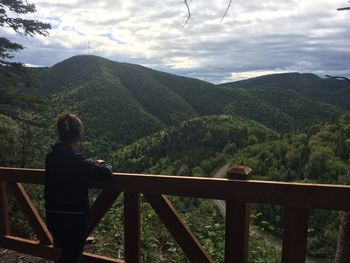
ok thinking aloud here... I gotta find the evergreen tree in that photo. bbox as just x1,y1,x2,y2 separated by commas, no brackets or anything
0,0,50,119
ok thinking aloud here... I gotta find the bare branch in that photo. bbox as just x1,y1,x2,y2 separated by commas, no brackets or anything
337,7,350,10
183,0,191,26
338,1,350,10
221,0,233,22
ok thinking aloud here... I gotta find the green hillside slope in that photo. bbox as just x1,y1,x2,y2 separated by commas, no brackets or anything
220,72,350,119
113,115,278,174
31,56,350,150
139,68,349,131
33,56,200,149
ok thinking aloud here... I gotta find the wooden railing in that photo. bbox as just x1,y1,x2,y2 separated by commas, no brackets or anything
1,166,350,262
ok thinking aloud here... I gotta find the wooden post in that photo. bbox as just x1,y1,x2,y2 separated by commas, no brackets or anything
225,165,252,263
281,207,309,263
0,182,10,235
124,192,141,263
335,160,350,263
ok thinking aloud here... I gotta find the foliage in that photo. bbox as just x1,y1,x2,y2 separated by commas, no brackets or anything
113,115,277,175
0,0,50,119
232,114,350,258
84,195,280,263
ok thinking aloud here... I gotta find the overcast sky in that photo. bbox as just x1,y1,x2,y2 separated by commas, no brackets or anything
2,0,350,83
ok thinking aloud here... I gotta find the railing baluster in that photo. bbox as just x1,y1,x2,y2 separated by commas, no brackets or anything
0,182,10,235
282,206,309,263
87,186,122,238
8,183,53,245
124,192,141,263
225,166,252,263
144,194,214,263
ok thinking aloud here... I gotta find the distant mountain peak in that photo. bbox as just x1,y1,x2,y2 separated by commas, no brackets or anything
219,72,321,88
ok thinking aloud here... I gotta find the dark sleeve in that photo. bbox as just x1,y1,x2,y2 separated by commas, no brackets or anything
80,158,113,187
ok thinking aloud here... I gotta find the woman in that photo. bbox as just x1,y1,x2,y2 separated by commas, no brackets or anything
45,113,112,263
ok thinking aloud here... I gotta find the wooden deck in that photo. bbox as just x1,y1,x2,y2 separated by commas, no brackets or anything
1,166,350,262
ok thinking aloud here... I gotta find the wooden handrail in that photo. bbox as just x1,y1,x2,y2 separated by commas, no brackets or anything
1,167,350,262
1,167,350,210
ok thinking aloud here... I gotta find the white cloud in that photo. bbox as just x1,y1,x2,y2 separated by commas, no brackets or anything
5,0,350,83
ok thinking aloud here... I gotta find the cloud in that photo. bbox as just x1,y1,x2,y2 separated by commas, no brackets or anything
4,0,350,83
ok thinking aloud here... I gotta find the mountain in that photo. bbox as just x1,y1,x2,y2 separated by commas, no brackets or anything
219,72,350,122
32,56,198,150
31,56,350,151
136,68,350,131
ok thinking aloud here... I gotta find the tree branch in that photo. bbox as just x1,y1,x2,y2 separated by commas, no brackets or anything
337,1,350,10
183,0,191,26
221,0,233,22
337,7,350,10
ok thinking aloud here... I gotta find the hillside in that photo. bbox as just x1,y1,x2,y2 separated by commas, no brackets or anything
113,115,278,174
219,73,350,120
135,67,350,131
30,56,350,152
32,56,199,150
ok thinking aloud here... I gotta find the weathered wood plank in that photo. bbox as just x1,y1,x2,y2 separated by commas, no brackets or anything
0,235,59,259
0,168,44,184
8,183,53,245
282,207,309,263
124,192,141,263
81,252,125,263
144,194,214,263
0,182,10,235
0,235,124,262
112,173,350,210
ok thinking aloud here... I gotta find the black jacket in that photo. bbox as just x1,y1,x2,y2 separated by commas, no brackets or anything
45,142,112,213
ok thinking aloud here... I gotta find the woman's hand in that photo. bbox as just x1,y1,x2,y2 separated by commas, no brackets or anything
96,160,105,165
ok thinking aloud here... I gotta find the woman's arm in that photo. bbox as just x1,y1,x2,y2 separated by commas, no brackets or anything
84,159,113,186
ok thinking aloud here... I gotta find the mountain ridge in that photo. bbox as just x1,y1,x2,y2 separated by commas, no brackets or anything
31,55,350,150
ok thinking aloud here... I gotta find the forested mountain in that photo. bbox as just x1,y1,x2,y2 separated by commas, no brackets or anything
141,68,349,131
32,55,198,150
31,56,350,150
220,73,350,124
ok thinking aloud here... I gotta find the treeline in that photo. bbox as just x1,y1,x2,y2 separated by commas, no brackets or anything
112,115,277,175
231,114,350,258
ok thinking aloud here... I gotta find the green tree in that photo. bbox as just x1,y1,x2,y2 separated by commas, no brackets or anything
0,0,50,119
